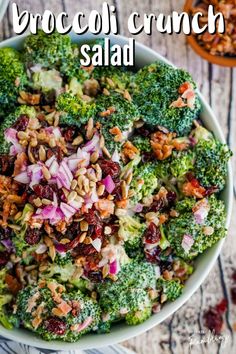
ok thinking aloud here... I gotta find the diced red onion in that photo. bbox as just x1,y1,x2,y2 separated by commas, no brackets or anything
82,133,100,153
91,238,102,252
60,202,76,219
111,149,120,163
102,175,115,194
109,260,119,275
67,158,80,171
52,127,62,139
49,160,59,176
45,155,56,168
1,238,13,251
5,128,18,144
30,64,42,73
181,234,194,253
41,205,57,219
75,148,90,167
133,203,143,213
76,317,93,333
55,243,67,253
35,244,48,254
193,203,209,225
14,171,30,184
69,199,83,210
154,266,161,279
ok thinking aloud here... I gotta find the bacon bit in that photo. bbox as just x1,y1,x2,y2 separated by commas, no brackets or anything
95,199,115,218
13,152,27,177
178,81,193,94
151,131,175,160
5,274,22,295
19,91,41,106
159,214,168,224
182,179,206,199
99,106,116,117
116,199,128,209
15,77,20,87
109,126,123,142
26,291,40,312
122,141,139,160
172,139,189,151
169,97,187,108
32,316,43,329
81,64,94,73
57,300,72,316
123,90,132,102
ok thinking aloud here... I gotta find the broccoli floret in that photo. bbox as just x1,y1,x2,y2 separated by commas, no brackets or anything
131,135,152,153
169,150,195,178
130,162,158,204
16,280,101,342
96,91,139,132
23,30,73,69
32,69,63,93
0,105,36,154
156,278,183,301
56,92,95,127
167,195,227,260
118,215,146,249
0,47,27,116
93,66,135,91
42,262,76,283
97,260,156,322
191,125,213,142
0,269,13,329
134,62,201,135
12,204,37,261
54,252,73,266
125,306,152,325
194,138,232,191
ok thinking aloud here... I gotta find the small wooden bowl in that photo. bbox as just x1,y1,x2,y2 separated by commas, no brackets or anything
184,0,236,67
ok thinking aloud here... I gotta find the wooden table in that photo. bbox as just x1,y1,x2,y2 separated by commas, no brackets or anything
1,1,235,353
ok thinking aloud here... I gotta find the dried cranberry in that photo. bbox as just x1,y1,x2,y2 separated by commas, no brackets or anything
65,222,81,241
47,147,63,162
84,209,101,225
0,226,12,240
135,126,150,137
25,228,42,245
0,155,14,176
33,184,54,200
159,260,173,273
98,158,120,178
63,127,77,143
143,222,161,244
203,307,223,335
166,191,177,205
12,115,29,131
86,270,103,283
44,317,67,335
145,246,161,264
142,152,155,163
204,186,219,197
231,287,236,305
76,243,97,256
0,252,9,267
216,299,228,314
112,184,122,201
143,200,165,213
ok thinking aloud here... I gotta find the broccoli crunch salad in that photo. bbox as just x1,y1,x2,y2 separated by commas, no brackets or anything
0,31,232,342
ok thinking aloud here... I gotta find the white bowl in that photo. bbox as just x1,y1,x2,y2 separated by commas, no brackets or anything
0,33,233,351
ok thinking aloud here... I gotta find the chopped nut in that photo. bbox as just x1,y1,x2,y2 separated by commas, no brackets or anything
203,226,214,236
39,145,46,161
79,232,87,243
72,135,84,146
33,198,42,207
42,166,51,181
161,293,167,304
90,150,99,164
80,220,89,232
68,191,77,203
71,179,78,190
42,198,52,206
104,226,112,235
123,89,132,102
97,184,105,196
86,118,94,140
102,146,111,158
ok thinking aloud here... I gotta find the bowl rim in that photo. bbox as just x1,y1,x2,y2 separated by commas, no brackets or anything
0,32,233,350
183,0,236,67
